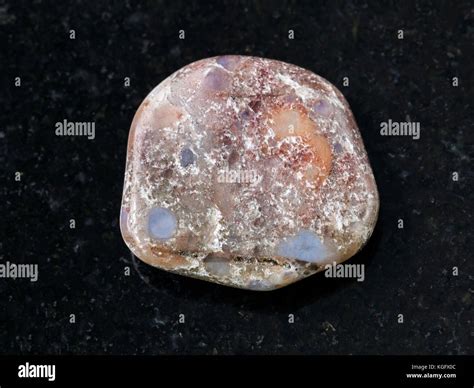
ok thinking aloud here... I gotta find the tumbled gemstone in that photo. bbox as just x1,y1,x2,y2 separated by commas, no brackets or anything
120,55,379,291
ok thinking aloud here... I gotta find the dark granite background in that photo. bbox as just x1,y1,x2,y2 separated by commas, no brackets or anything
1,0,472,355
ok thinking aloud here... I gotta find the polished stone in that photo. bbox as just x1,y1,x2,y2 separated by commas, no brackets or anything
120,55,379,290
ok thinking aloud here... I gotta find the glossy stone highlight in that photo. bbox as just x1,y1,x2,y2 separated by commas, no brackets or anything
120,55,379,290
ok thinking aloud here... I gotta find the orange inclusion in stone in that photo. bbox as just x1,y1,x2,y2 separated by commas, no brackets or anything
270,107,332,186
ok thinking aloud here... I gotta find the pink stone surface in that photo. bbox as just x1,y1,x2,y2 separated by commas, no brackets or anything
120,55,379,290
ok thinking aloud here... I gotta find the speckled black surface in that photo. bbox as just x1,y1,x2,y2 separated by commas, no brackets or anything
1,0,472,355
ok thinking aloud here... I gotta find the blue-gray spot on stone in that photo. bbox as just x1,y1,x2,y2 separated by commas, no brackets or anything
180,147,195,167
204,254,230,277
148,207,177,240
277,230,327,263
247,279,272,291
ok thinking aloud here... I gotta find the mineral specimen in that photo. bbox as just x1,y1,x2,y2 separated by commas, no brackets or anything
120,55,379,291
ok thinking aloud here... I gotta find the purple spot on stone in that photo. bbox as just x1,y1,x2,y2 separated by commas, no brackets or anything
333,142,343,154
216,55,240,70
203,68,230,91
180,147,195,167
148,207,177,240
283,94,300,104
312,100,332,117
239,109,252,121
